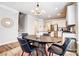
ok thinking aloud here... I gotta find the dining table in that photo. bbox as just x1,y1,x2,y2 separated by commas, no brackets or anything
24,35,62,56
24,35,62,43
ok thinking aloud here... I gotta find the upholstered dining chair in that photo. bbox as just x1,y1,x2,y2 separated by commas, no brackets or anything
22,33,28,39
48,38,73,56
17,37,35,56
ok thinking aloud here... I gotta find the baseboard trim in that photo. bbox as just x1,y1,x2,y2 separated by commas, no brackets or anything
0,40,18,46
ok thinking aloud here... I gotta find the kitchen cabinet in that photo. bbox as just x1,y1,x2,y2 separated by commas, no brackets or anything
66,4,76,26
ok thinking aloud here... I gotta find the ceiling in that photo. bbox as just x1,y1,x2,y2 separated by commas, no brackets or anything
0,2,73,19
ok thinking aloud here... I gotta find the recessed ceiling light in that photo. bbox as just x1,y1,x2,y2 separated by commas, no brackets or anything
55,8,58,10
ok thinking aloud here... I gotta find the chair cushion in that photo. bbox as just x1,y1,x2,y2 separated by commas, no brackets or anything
48,45,63,55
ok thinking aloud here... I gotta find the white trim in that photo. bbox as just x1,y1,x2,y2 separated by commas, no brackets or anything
0,4,19,13
0,40,18,46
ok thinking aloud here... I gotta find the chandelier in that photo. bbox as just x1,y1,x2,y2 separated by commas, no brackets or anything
31,2,46,16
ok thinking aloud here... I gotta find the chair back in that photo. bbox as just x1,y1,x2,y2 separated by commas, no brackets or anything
61,38,71,55
65,38,76,51
17,37,31,53
22,33,28,39
63,38,71,49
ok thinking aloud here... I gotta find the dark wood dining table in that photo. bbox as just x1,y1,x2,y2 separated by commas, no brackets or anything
24,35,62,43
24,35,62,56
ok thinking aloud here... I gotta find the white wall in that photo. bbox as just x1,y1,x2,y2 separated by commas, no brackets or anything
36,19,44,32
24,15,35,35
0,5,19,45
24,15,44,35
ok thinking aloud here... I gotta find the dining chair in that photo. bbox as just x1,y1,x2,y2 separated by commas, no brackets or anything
48,38,73,56
21,33,45,56
22,33,28,39
17,37,35,56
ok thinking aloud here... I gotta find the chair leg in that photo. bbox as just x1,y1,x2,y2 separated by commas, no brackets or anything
49,52,51,56
36,48,39,56
21,52,24,56
49,52,53,56
45,44,50,56
29,53,32,56
52,52,53,56
22,52,31,56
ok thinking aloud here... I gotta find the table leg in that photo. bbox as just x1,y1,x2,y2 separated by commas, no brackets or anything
40,43,49,56
45,44,50,56
36,48,39,56
49,52,53,56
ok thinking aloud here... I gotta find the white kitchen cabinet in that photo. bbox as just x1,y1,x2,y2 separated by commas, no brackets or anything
66,4,76,26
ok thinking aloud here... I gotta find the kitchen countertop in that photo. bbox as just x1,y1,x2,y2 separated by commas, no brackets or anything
63,31,76,34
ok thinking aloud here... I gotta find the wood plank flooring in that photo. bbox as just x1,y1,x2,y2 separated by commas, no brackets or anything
0,41,77,56
0,42,19,53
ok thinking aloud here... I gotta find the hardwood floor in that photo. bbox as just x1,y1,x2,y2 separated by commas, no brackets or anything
0,42,77,56
0,42,19,53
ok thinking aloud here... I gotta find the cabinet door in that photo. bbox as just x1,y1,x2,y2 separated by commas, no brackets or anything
66,4,76,26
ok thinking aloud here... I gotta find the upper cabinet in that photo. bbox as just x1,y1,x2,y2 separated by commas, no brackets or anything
66,4,76,26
